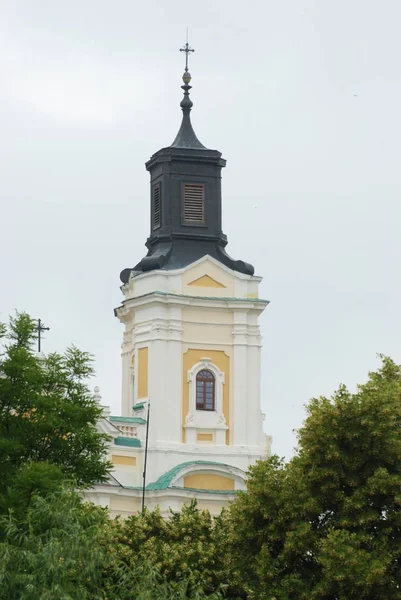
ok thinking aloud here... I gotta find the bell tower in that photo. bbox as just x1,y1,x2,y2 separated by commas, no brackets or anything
113,43,270,510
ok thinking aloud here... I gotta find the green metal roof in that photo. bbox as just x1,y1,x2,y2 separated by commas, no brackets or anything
133,402,145,412
110,416,146,424
114,436,142,448
146,460,234,491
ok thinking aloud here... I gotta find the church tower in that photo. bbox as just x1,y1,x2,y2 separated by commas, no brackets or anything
89,45,270,517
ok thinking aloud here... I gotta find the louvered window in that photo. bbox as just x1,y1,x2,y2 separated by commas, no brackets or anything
183,183,205,224
152,184,161,229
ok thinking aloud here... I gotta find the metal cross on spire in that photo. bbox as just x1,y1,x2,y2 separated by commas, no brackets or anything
36,318,50,353
179,31,194,72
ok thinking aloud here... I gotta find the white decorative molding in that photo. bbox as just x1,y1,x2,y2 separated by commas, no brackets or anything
118,293,268,315
187,358,225,414
134,318,184,343
93,386,111,419
93,386,102,404
185,412,195,425
145,441,264,456
130,369,135,414
185,358,227,445
94,387,119,439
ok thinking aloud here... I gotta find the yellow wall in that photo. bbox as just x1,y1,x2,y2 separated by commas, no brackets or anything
182,307,233,345
137,347,148,399
110,495,140,513
112,455,136,466
184,474,235,491
183,324,232,345
188,274,226,288
197,433,214,443
182,349,230,444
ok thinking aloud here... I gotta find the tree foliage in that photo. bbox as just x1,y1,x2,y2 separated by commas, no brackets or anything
229,356,401,599
0,488,110,600
106,500,243,598
0,312,111,515
0,313,222,598
0,488,222,600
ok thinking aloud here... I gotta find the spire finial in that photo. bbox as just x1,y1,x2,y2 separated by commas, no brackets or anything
180,28,194,77
169,35,206,149
179,33,195,108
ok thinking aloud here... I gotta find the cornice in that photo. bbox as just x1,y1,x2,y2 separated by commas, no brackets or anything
115,291,269,317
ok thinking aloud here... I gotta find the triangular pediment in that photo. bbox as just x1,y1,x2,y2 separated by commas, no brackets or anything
188,274,226,288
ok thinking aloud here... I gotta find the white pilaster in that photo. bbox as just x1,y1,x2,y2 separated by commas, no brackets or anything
121,323,133,416
232,310,248,447
247,312,264,452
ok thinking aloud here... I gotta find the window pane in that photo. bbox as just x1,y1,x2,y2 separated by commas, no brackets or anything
198,370,214,380
196,369,215,411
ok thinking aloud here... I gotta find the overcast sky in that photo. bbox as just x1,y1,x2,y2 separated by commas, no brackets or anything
1,0,400,458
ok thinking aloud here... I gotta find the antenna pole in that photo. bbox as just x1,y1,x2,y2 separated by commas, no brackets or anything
141,399,151,513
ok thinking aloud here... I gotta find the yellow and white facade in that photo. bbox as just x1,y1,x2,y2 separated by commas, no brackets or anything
87,255,270,517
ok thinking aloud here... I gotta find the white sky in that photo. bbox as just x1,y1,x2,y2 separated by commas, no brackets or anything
1,0,400,458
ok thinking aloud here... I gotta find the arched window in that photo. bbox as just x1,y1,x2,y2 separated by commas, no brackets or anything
196,369,215,411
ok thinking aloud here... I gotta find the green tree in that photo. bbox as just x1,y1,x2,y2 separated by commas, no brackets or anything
229,356,401,599
0,486,223,600
229,456,314,599
0,487,110,600
106,500,243,598
0,312,111,515
0,314,222,599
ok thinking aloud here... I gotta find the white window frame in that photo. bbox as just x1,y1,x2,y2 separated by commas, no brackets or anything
188,358,225,415
184,358,228,446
